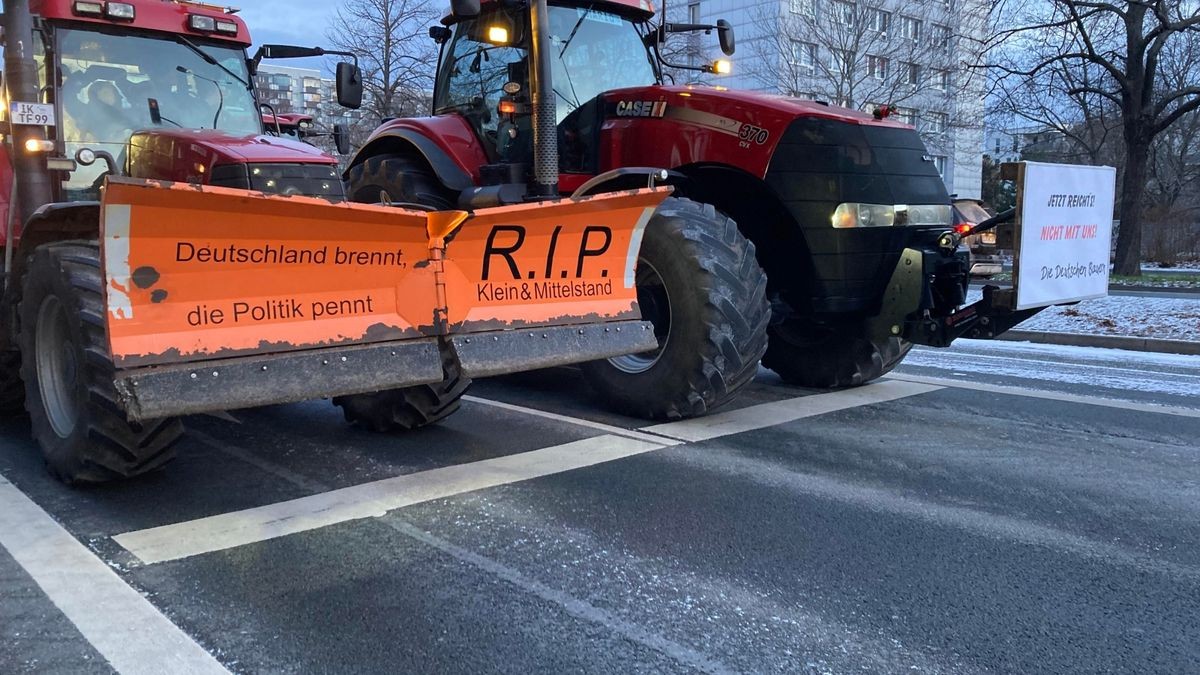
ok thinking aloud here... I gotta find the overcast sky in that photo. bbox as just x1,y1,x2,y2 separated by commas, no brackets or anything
236,0,342,72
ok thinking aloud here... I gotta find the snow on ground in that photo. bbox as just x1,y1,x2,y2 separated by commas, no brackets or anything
966,289,1200,342
903,340,1200,400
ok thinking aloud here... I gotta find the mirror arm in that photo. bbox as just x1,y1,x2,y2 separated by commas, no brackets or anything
664,22,717,33
254,45,360,68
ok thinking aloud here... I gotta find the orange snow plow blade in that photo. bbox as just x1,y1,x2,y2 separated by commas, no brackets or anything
99,178,669,419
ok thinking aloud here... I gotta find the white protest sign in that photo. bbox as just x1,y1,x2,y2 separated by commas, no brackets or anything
1015,162,1116,310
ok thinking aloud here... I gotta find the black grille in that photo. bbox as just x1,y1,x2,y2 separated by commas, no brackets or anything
764,118,952,315
211,163,345,200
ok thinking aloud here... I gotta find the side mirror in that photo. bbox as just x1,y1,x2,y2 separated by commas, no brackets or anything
450,0,480,18
336,62,363,110
333,124,350,155
717,20,735,56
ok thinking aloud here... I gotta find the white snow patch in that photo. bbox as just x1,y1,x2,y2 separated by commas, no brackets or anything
968,289,1200,341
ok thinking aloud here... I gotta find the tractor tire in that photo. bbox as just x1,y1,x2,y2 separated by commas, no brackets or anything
18,242,182,484
762,319,912,389
345,152,454,209
580,198,770,420
336,152,469,431
334,348,470,432
0,351,25,415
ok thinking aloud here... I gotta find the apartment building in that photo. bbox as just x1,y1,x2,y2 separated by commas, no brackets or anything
682,0,987,198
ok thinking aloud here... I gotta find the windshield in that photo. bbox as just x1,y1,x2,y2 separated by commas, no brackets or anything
548,7,656,118
435,6,656,146
57,28,259,197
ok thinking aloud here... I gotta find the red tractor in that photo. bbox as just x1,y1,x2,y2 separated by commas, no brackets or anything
0,0,365,480
263,112,316,140
0,0,673,483
345,0,1033,417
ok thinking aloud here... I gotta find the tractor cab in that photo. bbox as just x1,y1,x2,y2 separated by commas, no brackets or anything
10,0,361,204
430,0,732,178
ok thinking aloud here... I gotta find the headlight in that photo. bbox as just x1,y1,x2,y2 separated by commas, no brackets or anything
831,203,894,228
831,203,950,228
898,204,952,226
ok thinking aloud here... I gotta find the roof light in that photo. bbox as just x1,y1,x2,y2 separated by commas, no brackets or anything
105,2,135,19
72,1,104,16
215,19,239,35
486,25,510,45
189,14,216,31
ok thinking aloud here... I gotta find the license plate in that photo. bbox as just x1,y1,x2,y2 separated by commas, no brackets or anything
981,231,997,245
9,101,55,126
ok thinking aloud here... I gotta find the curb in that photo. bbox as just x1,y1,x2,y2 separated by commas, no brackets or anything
995,330,1200,356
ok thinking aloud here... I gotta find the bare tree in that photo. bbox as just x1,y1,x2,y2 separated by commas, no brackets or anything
656,2,716,85
746,0,988,176
747,0,963,111
989,0,1200,276
326,0,440,125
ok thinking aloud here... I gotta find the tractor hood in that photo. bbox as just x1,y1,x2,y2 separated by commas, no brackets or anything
128,129,343,199
602,84,914,179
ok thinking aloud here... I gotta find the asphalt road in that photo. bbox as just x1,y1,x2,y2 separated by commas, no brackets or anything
1,340,1198,674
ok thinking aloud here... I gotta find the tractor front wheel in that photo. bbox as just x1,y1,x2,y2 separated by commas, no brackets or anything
762,319,912,388
580,198,770,420
336,153,469,431
18,242,182,484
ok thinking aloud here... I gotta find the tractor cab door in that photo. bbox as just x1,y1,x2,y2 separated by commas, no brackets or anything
434,5,658,186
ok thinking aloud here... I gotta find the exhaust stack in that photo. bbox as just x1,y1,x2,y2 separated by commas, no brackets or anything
527,0,558,198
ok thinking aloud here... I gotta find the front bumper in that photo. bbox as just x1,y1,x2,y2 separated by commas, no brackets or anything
868,239,1042,348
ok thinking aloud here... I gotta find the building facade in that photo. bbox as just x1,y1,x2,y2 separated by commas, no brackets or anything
254,64,363,135
682,0,987,198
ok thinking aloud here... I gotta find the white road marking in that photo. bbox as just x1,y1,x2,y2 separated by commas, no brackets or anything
386,518,736,675
642,380,944,442
463,394,682,445
115,434,665,565
117,384,943,565
0,477,229,675
886,373,1200,418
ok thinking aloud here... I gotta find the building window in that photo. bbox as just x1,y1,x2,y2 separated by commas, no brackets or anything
931,23,950,49
932,155,947,176
791,41,816,69
895,107,917,125
688,1,700,22
933,69,951,91
868,55,888,80
905,62,920,86
830,0,854,26
899,15,920,40
865,8,889,33
830,49,851,72
789,0,813,16
925,112,948,134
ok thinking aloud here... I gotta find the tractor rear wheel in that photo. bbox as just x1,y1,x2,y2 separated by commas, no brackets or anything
580,198,770,420
346,152,454,209
762,319,912,388
336,153,469,431
333,348,470,432
18,242,182,484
